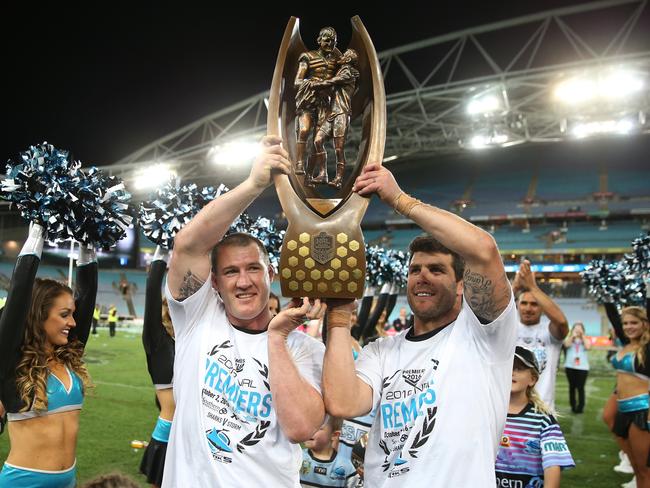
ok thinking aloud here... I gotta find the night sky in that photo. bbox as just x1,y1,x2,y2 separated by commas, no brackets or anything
3,1,586,166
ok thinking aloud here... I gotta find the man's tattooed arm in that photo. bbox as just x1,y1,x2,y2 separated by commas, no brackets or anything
463,267,510,322
177,270,206,301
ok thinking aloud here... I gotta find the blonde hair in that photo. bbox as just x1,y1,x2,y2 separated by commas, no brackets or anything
621,306,650,367
526,368,553,416
15,278,92,411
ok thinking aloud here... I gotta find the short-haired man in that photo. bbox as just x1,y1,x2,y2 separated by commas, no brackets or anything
322,164,518,486
513,259,569,410
162,136,327,487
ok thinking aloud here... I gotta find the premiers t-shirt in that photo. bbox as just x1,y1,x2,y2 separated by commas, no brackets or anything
163,279,325,487
496,403,575,486
517,322,563,409
355,295,518,487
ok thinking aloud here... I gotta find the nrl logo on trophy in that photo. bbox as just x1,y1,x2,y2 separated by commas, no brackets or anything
267,16,386,299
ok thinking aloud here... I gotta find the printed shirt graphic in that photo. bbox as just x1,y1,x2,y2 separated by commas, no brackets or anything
162,280,325,487
496,403,575,487
517,321,563,409
300,448,356,487
355,295,518,487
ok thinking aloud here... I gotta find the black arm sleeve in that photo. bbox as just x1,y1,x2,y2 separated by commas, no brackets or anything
605,302,628,345
143,260,174,385
0,254,39,411
356,295,373,336
385,293,398,322
361,292,389,341
70,262,98,347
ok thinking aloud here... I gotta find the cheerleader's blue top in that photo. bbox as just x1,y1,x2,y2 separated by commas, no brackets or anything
7,367,83,421
611,351,650,381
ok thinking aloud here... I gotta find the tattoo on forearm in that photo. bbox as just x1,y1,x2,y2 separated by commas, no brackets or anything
178,270,205,301
463,268,501,321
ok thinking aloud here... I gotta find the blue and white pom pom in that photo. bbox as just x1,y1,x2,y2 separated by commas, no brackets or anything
228,212,254,235
73,167,133,249
226,214,285,273
248,217,285,273
387,249,408,289
366,246,393,288
139,176,228,249
581,259,645,306
2,142,82,242
627,232,650,279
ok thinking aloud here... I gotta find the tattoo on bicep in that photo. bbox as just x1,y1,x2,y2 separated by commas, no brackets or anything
463,268,502,321
178,270,205,301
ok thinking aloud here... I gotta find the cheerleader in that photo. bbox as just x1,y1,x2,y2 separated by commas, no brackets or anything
0,223,97,488
139,246,175,488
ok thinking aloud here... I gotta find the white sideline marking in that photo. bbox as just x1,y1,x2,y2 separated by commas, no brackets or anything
94,380,150,390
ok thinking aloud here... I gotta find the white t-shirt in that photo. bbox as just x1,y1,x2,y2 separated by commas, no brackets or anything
355,295,517,487
517,321,563,410
162,279,325,488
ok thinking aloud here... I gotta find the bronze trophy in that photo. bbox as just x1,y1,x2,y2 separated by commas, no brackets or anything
268,16,386,299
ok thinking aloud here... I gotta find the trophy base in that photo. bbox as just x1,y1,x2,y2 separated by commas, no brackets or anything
279,226,365,299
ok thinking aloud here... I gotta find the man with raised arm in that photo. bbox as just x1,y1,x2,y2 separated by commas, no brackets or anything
322,164,518,487
513,259,569,410
162,136,327,488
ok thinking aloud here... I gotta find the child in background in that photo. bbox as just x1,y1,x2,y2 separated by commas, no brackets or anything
496,346,575,487
300,416,356,487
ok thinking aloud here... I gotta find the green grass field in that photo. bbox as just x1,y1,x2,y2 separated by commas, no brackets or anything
0,330,635,486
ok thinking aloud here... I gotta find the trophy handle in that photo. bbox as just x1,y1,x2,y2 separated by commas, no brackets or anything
268,16,300,213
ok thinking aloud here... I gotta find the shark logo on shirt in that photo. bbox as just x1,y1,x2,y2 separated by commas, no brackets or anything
206,428,233,453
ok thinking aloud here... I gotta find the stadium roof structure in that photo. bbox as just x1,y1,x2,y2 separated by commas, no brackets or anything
102,0,650,191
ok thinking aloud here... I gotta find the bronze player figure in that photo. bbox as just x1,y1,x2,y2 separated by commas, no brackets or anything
313,49,360,188
294,27,341,183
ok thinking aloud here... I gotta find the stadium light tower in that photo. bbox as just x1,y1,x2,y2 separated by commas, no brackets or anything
554,68,645,105
133,163,177,190
555,66,647,139
466,85,509,118
207,140,260,167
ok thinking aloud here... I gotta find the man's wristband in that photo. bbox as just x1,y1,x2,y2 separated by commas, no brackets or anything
327,310,353,329
393,192,422,218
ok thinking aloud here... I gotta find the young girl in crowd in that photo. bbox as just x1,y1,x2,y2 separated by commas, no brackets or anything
563,322,591,413
139,246,176,488
609,306,650,486
496,346,574,487
0,223,97,488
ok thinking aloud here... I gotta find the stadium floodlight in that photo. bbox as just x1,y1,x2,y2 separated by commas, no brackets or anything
571,118,637,139
466,86,508,117
208,140,260,166
382,155,398,162
554,68,645,105
133,163,177,190
468,132,508,149
467,95,500,115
